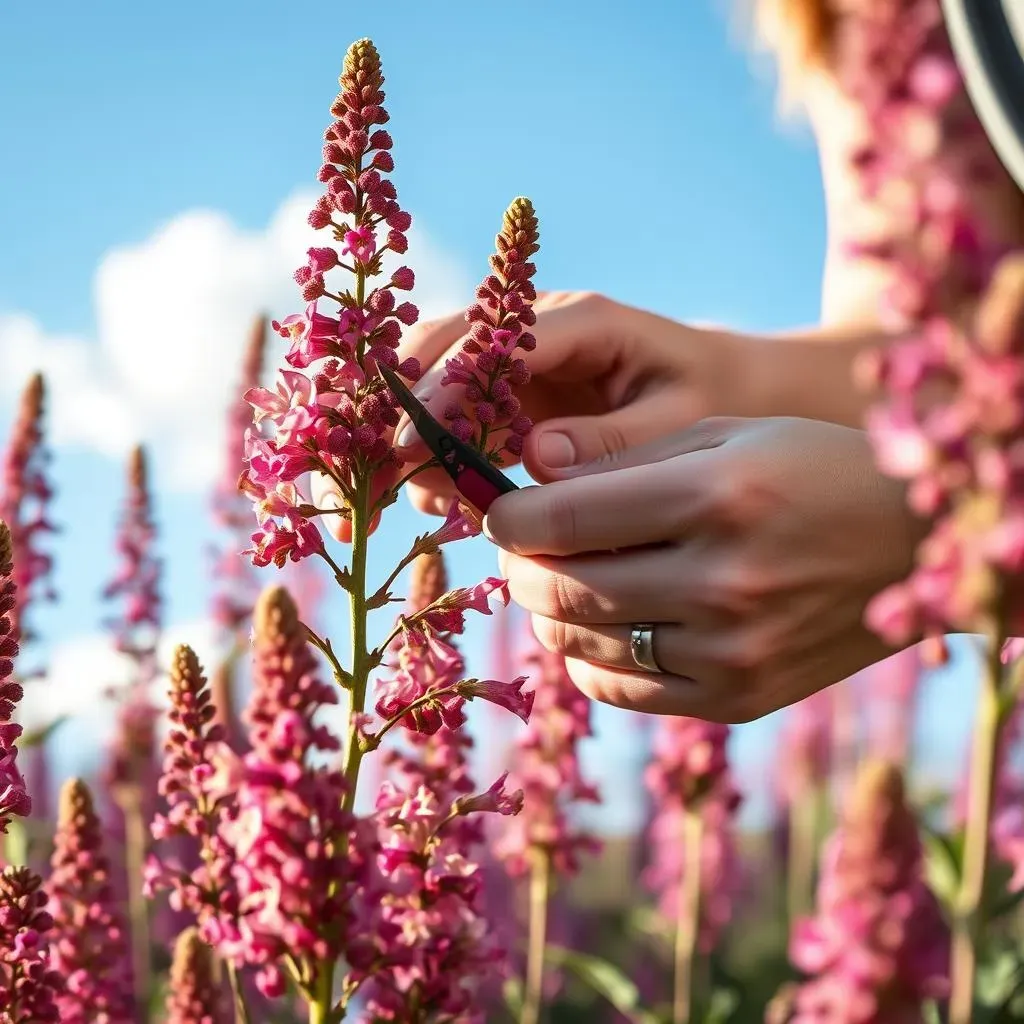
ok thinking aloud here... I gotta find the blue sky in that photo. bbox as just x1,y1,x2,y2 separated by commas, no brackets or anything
0,0,975,829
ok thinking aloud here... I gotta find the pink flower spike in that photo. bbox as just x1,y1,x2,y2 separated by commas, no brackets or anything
456,675,533,722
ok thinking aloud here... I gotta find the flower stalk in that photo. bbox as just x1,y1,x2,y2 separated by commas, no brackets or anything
521,848,551,1024
673,809,705,1024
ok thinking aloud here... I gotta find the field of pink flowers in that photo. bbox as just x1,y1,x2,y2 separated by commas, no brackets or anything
2,14,1024,1024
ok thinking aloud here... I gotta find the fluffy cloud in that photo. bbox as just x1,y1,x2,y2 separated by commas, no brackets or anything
0,191,472,492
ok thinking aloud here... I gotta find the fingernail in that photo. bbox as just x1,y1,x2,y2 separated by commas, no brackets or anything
481,515,495,542
396,421,416,448
537,431,576,468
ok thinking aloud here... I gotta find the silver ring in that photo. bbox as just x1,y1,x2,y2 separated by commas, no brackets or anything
629,623,662,673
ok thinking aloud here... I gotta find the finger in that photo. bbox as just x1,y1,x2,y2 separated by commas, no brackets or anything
308,469,393,543
532,617,708,678
483,455,715,556
562,657,725,718
522,390,705,482
499,549,715,625
394,293,638,456
404,466,458,516
545,417,738,480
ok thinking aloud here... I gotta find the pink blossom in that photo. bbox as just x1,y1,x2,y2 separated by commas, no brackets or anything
342,225,377,262
47,779,135,1023
0,523,30,832
0,374,56,650
778,761,948,1023
0,866,63,1021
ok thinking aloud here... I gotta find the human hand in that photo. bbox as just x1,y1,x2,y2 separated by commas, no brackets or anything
483,416,924,723
311,291,757,536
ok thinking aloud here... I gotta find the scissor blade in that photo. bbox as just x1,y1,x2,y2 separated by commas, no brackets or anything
377,363,448,451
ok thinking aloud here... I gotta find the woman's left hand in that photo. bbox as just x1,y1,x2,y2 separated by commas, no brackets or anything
484,416,925,722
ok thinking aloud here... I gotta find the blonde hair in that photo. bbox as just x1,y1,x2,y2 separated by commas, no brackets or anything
750,0,836,109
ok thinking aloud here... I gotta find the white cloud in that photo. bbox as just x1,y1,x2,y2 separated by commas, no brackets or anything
0,191,473,492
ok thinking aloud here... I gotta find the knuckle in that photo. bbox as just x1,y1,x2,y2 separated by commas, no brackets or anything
708,561,770,618
547,571,589,622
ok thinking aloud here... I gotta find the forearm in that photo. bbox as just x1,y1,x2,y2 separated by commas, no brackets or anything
732,322,901,428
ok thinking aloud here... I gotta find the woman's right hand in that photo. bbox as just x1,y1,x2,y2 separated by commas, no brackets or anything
363,291,768,519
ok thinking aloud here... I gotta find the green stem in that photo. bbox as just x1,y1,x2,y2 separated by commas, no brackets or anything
119,785,152,1017
342,472,371,813
949,623,1008,1024
226,961,251,1024
309,961,336,1024
520,849,551,1024
673,809,704,1024
786,785,819,928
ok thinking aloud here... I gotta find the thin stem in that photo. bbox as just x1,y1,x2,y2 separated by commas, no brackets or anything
673,809,704,1024
949,623,1007,1024
786,785,819,927
520,849,551,1024
226,961,251,1024
119,786,152,1016
830,680,860,809
342,470,371,812
309,960,336,1024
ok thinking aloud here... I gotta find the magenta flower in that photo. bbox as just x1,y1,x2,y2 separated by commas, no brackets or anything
145,645,241,944
165,928,230,1024
0,522,30,832
0,866,63,1022
643,716,742,952
0,374,56,649
47,779,135,1023
494,634,600,877
776,760,949,1023
215,585,353,1000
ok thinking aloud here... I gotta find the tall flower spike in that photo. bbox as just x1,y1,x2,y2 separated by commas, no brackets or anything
0,373,56,648
0,865,63,1022
643,716,742,954
494,634,600,878
165,928,230,1024
441,197,540,458
0,521,30,831
775,760,949,1023
211,314,268,642
242,37,422,568
47,779,135,1023
217,585,352,1000
103,444,162,688
145,645,240,943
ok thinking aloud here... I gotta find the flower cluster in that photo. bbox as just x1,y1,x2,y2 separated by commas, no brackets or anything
0,866,62,1022
776,760,949,1023
0,373,55,647
643,716,742,951
494,635,600,877
216,585,352,1000
243,38,421,568
145,644,240,942
440,197,539,460
0,521,30,831
775,690,833,809
165,927,229,1024
46,778,135,1023
838,0,1024,640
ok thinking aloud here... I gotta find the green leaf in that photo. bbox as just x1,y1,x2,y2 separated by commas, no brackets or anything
921,824,963,910
3,820,27,867
545,945,661,1024
705,987,740,1024
19,714,69,749
503,976,524,1018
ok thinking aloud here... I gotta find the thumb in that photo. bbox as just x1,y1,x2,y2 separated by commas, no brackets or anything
523,393,734,480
